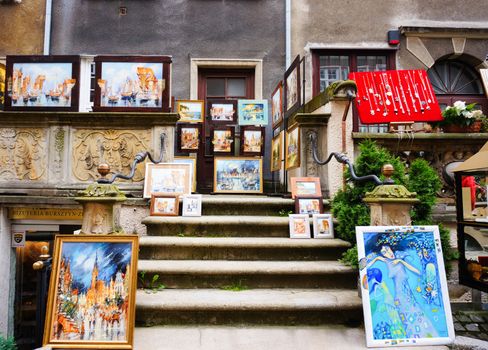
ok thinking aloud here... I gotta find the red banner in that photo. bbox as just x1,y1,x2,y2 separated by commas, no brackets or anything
349,70,443,124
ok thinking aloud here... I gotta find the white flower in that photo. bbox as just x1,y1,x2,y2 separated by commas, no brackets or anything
453,100,466,110
445,106,452,111
463,111,474,119
472,110,484,118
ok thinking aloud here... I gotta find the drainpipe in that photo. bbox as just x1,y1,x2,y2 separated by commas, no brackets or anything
285,0,291,68
43,0,52,55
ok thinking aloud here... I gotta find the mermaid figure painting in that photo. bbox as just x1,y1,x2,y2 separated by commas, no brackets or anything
356,226,455,347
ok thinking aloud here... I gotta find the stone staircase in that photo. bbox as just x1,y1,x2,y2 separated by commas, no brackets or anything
135,195,363,327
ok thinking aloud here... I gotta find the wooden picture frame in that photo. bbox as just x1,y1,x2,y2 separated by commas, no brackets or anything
207,99,237,124
284,55,301,119
295,196,323,215
150,194,179,216
240,126,265,156
176,100,204,123
211,126,235,155
0,62,5,110
271,81,284,128
43,234,139,349
270,131,283,172
285,125,300,170
173,156,197,192
177,123,201,153
143,162,192,198
238,99,269,126
5,55,80,112
356,226,455,347
93,55,171,112
182,194,202,217
289,214,311,239
290,177,321,199
214,157,263,194
312,214,333,239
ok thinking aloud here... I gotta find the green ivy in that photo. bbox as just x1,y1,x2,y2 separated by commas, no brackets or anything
0,336,17,350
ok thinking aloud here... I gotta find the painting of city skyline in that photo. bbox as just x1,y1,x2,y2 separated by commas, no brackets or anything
214,157,263,193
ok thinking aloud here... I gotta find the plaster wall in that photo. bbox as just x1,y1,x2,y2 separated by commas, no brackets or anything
0,1,46,55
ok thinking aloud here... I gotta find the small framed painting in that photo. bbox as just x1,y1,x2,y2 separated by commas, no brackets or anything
182,194,202,217
211,126,235,154
312,214,333,239
5,55,80,111
174,156,197,192
270,131,283,172
0,62,5,110
271,81,283,128
143,162,192,198
177,123,201,153
356,226,455,347
93,55,172,112
238,99,268,126
150,194,179,216
284,55,301,118
290,177,321,199
285,126,300,170
295,196,323,215
240,126,265,156
214,157,263,194
177,100,205,123
208,99,237,124
288,214,311,239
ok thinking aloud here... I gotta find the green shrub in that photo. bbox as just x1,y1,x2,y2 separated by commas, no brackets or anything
0,336,17,350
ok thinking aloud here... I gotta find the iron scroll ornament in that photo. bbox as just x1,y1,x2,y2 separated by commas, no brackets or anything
308,131,393,186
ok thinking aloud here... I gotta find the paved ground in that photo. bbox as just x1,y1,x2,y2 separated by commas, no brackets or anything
452,310,488,342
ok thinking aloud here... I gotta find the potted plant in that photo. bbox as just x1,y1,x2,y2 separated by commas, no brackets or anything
441,100,486,133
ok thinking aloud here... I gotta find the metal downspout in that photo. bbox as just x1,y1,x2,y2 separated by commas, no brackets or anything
43,0,52,55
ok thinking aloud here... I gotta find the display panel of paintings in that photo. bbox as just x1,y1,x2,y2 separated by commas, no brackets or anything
214,157,263,194
238,99,269,126
240,126,265,156
182,194,202,217
356,226,455,347
270,131,283,172
0,62,5,110
176,100,204,123
288,214,311,239
93,55,171,112
271,81,283,128
5,55,80,111
143,162,192,198
290,177,321,199
295,196,323,215
43,234,139,349
150,194,179,216
177,123,201,153
284,55,301,120
207,99,237,124
173,156,197,192
285,125,300,170
211,126,235,155
312,214,333,239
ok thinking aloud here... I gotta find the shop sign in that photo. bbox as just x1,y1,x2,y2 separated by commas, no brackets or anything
11,231,25,248
8,207,83,221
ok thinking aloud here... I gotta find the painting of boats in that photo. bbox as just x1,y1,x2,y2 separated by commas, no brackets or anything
238,99,269,126
214,157,263,194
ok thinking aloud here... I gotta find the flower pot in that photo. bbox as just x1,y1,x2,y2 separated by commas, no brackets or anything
443,120,482,133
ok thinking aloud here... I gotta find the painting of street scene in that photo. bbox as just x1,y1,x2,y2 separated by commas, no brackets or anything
180,127,200,150
9,63,75,107
209,101,236,122
144,163,191,198
238,99,268,126
44,236,138,347
212,129,234,153
286,67,298,111
214,157,262,193
357,226,454,347
285,127,300,169
98,62,164,107
242,129,263,154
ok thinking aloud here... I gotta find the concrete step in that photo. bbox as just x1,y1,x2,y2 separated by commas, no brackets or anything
135,288,363,326
137,260,357,289
139,236,350,261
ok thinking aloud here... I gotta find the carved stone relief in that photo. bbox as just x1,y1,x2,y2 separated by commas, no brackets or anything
305,129,319,177
72,129,151,182
0,128,46,181
53,127,65,177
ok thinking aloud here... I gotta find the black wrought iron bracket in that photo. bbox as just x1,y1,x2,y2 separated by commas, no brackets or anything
98,133,166,184
308,131,392,185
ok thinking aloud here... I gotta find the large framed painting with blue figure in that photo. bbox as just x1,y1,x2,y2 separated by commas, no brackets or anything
356,226,454,347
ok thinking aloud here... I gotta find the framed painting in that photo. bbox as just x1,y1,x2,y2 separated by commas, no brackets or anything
5,55,80,112
285,126,300,170
284,55,301,118
182,194,202,217
290,177,321,199
356,226,455,347
177,123,201,153
238,99,268,126
207,99,237,124
270,131,283,172
295,196,323,215
93,55,171,112
150,194,179,216
173,156,197,192
271,81,283,128
214,157,263,194
240,126,265,156
0,62,5,110
143,162,192,198
211,126,235,155
289,214,311,239
43,234,139,349
176,100,204,123
312,214,333,239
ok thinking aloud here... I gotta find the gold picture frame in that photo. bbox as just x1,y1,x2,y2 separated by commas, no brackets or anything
285,125,300,170
270,131,283,172
214,157,263,194
150,194,180,216
176,99,204,123
43,234,139,349
143,162,192,198
173,156,197,192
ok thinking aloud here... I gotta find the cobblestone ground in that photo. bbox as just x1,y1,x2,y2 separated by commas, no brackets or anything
452,310,488,342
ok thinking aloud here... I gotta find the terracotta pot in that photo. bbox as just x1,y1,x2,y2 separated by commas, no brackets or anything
443,120,482,133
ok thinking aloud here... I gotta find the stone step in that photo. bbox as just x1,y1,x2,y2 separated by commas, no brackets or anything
135,288,363,326
139,236,350,260
137,260,357,289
